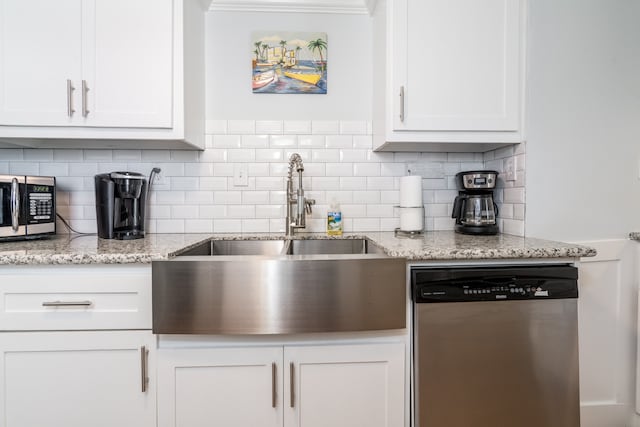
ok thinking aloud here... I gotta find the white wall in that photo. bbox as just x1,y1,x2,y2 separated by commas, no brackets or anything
525,0,640,241
206,11,373,120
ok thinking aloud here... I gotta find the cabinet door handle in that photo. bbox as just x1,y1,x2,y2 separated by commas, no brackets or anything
399,86,405,122
10,177,19,232
271,363,277,408
66,79,76,117
289,362,295,408
81,80,90,117
141,346,149,393
42,300,93,307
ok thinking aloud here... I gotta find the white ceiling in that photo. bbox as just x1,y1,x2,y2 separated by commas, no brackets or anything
208,0,378,15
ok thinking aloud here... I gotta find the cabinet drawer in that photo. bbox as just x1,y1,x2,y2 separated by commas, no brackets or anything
0,265,151,331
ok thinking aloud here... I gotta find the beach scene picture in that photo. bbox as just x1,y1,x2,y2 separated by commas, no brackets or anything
252,31,327,94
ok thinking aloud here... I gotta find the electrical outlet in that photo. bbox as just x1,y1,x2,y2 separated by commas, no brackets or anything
504,157,517,182
154,171,167,186
233,164,249,187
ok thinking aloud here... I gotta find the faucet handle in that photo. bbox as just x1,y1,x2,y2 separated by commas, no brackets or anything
305,199,315,214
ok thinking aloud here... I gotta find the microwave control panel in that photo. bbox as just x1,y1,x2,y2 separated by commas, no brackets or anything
25,178,55,224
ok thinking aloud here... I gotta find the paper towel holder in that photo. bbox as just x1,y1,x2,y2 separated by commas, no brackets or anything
394,206,424,238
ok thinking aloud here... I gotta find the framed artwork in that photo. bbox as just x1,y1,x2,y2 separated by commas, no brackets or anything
252,31,327,94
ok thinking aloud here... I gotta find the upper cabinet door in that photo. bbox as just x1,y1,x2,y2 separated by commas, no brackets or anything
392,0,522,132
82,0,173,128
0,0,82,126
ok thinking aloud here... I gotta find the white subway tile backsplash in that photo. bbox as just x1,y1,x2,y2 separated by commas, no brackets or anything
185,191,214,204
200,177,228,190
270,135,297,148
227,120,255,134
242,219,270,233
9,120,524,236
311,149,340,162
256,177,284,191
157,219,185,233
24,149,53,161
213,191,242,204
339,177,367,191
69,163,98,176
228,149,256,162
326,135,352,149
326,163,353,177
380,163,406,177
171,205,200,219
367,177,395,190
284,120,311,134
213,135,242,148
255,149,284,162
298,135,325,148
504,187,525,204
53,149,83,162
10,162,39,175
185,219,214,233
256,120,283,135
40,163,69,177
199,205,227,218
0,149,23,160
353,163,380,177
142,150,171,162
241,135,270,148
214,219,242,233
352,135,373,149
206,120,228,134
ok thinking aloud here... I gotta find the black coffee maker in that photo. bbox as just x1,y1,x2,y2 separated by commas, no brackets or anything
95,171,154,240
451,170,499,235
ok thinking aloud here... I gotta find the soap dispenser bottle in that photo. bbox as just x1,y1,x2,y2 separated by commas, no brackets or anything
327,200,343,236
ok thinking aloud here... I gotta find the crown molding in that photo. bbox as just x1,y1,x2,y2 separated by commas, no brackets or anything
208,0,377,15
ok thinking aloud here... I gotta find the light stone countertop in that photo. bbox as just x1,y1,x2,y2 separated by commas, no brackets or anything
0,231,596,266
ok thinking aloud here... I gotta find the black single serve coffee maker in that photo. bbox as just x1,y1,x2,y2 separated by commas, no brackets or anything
451,170,499,235
95,171,157,240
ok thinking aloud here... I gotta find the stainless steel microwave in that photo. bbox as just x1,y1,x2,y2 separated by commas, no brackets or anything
0,175,56,241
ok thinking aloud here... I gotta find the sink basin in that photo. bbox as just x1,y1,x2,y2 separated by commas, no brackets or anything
176,238,384,256
178,239,286,256
154,237,405,335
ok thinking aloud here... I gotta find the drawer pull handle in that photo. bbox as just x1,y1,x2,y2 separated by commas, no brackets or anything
271,362,277,408
290,362,295,408
141,346,149,393
42,300,93,307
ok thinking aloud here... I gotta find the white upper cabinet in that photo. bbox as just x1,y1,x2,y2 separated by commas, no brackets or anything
0,0,205,149
82,0,173,128
373,0,526,152
0,0,83,127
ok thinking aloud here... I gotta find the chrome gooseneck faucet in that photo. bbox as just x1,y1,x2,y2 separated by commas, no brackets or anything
286,153,315,236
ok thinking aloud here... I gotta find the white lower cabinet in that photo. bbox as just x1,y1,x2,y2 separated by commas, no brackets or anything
0,330,156,427
158,342,405,427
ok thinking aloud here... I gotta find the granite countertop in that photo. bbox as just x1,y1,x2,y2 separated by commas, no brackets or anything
0,231,596,266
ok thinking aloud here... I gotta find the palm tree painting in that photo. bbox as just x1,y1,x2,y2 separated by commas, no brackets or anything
251,31,328,94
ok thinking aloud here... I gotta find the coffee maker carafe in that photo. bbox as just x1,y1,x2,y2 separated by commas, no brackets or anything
451,170,499,235
95,171,150,240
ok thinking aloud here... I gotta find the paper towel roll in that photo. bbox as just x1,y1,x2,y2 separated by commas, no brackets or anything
399,207,424,232
400,176,423,207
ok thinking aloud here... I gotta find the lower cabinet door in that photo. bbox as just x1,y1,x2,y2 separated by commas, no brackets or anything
284,342,405,427
0,330,156,427
158,346,284,427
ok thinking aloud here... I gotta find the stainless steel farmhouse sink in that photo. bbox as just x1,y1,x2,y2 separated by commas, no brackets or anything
152,238,406,335
174,238,384,256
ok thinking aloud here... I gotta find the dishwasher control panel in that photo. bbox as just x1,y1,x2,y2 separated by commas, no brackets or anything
412,265,579,303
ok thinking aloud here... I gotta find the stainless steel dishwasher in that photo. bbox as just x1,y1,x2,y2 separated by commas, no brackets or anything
412,265,580,427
